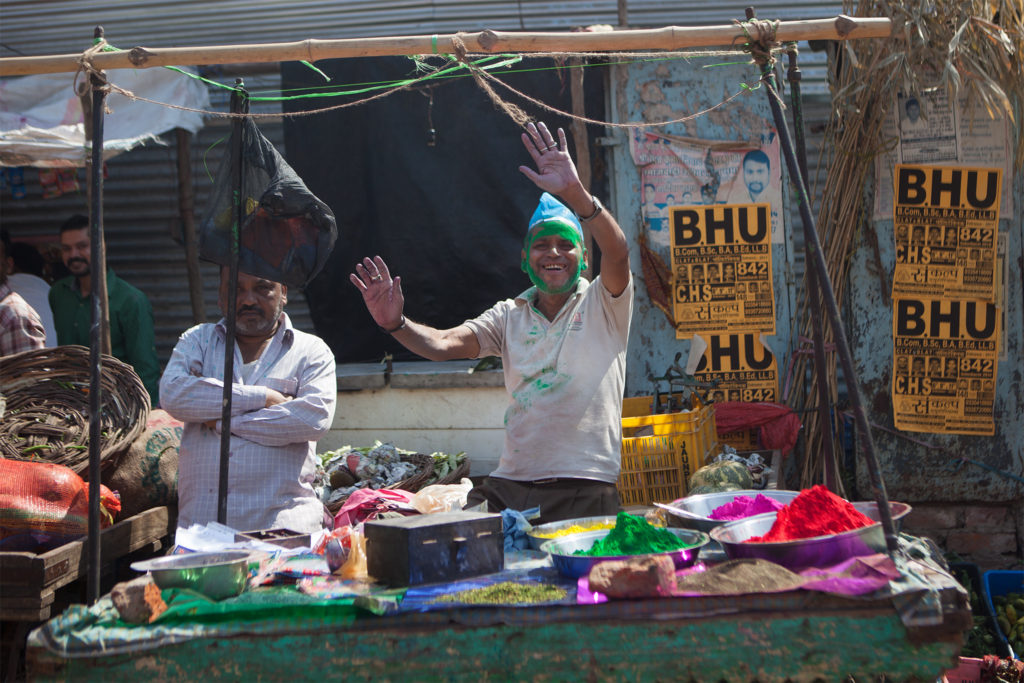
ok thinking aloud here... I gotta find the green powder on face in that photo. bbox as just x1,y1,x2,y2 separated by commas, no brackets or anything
574,511,690,556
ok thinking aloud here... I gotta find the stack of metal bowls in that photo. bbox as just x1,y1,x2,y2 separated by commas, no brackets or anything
708,501,912,570
540,528,710,579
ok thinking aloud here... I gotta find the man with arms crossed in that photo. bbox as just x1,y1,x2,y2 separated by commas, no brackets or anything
161,268,337,533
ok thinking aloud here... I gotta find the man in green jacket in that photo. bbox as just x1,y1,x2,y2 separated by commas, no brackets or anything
48,215,161,406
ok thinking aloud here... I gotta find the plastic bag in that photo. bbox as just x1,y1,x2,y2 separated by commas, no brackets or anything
409,478,474,514
198,117,337,288
336,527,368,580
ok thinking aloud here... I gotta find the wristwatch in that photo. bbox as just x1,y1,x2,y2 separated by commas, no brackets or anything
578,195,604,223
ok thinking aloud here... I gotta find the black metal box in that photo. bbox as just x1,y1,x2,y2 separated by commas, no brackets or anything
364,511,503,586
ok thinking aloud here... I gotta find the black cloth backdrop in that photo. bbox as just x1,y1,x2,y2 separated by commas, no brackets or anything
281,57,607,363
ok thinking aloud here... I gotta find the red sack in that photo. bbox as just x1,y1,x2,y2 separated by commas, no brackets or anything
332,488,418,529
0,459,121,552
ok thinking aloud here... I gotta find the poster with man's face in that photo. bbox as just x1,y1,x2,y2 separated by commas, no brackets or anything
631,131,784,246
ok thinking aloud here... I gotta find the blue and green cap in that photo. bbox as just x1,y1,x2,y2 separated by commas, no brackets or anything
525,192,584,248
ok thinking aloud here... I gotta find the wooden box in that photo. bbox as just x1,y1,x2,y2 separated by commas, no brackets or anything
364,511,503,587
0,507,171,622
234,528,311,550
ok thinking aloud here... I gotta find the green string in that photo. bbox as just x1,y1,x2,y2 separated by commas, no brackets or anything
299,60,331,82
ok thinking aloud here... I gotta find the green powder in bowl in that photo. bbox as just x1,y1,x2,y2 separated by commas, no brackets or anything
574,511,690,556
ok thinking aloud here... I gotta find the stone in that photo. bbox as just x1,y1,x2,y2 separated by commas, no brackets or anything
110,576,167,624
587,555,676,598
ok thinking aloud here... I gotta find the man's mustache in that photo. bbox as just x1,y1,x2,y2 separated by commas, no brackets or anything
238,306,264,316
67,257,88,267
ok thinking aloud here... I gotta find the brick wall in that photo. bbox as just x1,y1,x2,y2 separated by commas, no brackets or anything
903,501,1022,570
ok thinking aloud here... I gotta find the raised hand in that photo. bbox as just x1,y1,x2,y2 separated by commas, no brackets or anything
349,255,405,331
518,121,581,196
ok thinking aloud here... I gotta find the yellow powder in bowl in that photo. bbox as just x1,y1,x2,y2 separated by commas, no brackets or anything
531,521,616,539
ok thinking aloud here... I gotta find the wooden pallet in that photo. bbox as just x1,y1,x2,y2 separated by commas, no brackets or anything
0,506,171,622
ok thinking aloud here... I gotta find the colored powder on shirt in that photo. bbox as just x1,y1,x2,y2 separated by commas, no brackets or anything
575,511,688,556
708,494,787,521
745,485,874,543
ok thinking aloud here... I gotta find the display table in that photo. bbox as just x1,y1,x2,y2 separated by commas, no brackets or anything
25,553,971,682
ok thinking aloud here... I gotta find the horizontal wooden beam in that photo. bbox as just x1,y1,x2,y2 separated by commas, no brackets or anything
0,16,891,77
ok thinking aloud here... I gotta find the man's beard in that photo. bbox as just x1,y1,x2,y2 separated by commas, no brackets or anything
67,258,90,276
235,305,282,337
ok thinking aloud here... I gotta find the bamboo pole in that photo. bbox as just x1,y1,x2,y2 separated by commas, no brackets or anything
0,16,892,77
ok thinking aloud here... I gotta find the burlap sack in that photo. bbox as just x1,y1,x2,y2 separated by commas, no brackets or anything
103,410,182,519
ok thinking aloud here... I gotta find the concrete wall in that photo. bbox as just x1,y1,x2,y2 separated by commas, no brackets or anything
324,361,507,476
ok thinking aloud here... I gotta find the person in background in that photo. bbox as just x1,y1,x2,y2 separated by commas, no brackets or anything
0,233,46,356
160,268,337,534
48,215,161,405
350,121,632,525
1,230,57,346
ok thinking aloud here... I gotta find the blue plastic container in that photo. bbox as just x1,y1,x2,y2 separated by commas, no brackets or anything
951,562,1011,659
983,569,1023,660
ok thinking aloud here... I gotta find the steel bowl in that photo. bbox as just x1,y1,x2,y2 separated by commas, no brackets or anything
540,528,709,579
131,551,251,600
664,490,802,533
526,515,619,551
708,501,912,570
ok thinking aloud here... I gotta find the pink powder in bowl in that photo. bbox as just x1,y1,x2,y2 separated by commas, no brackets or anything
708,494,787,521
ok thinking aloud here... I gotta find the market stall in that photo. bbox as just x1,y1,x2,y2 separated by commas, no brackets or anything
22,502,972,682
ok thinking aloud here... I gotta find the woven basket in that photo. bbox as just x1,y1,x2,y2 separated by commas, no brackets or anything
0,345,151,475
326,453,434,514
433,458,471,486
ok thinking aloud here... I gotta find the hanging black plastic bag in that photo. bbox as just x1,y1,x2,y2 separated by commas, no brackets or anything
199,117,337,288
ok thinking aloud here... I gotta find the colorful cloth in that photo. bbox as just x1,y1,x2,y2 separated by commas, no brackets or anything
48,270,161,405
0,281,46,356
160,313,336,534
464,274,634,484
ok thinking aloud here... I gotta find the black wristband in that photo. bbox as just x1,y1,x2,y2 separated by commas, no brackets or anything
379,315,406,334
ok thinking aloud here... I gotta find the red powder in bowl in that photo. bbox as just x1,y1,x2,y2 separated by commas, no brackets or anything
744,485,874,543
708,494,787,521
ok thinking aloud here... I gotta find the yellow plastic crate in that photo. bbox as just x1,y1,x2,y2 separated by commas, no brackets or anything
617,396,718,507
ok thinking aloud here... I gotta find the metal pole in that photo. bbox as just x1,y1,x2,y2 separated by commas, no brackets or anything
744,7,899,555
217,80,247,525
86,26,108,606
785,44,838,491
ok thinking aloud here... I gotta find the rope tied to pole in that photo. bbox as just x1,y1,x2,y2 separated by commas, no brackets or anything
73,37,142,117
736,18,788,109
737,18,780,70
73,38,111,97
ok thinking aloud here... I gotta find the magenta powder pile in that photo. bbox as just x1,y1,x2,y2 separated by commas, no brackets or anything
708,494,787,521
